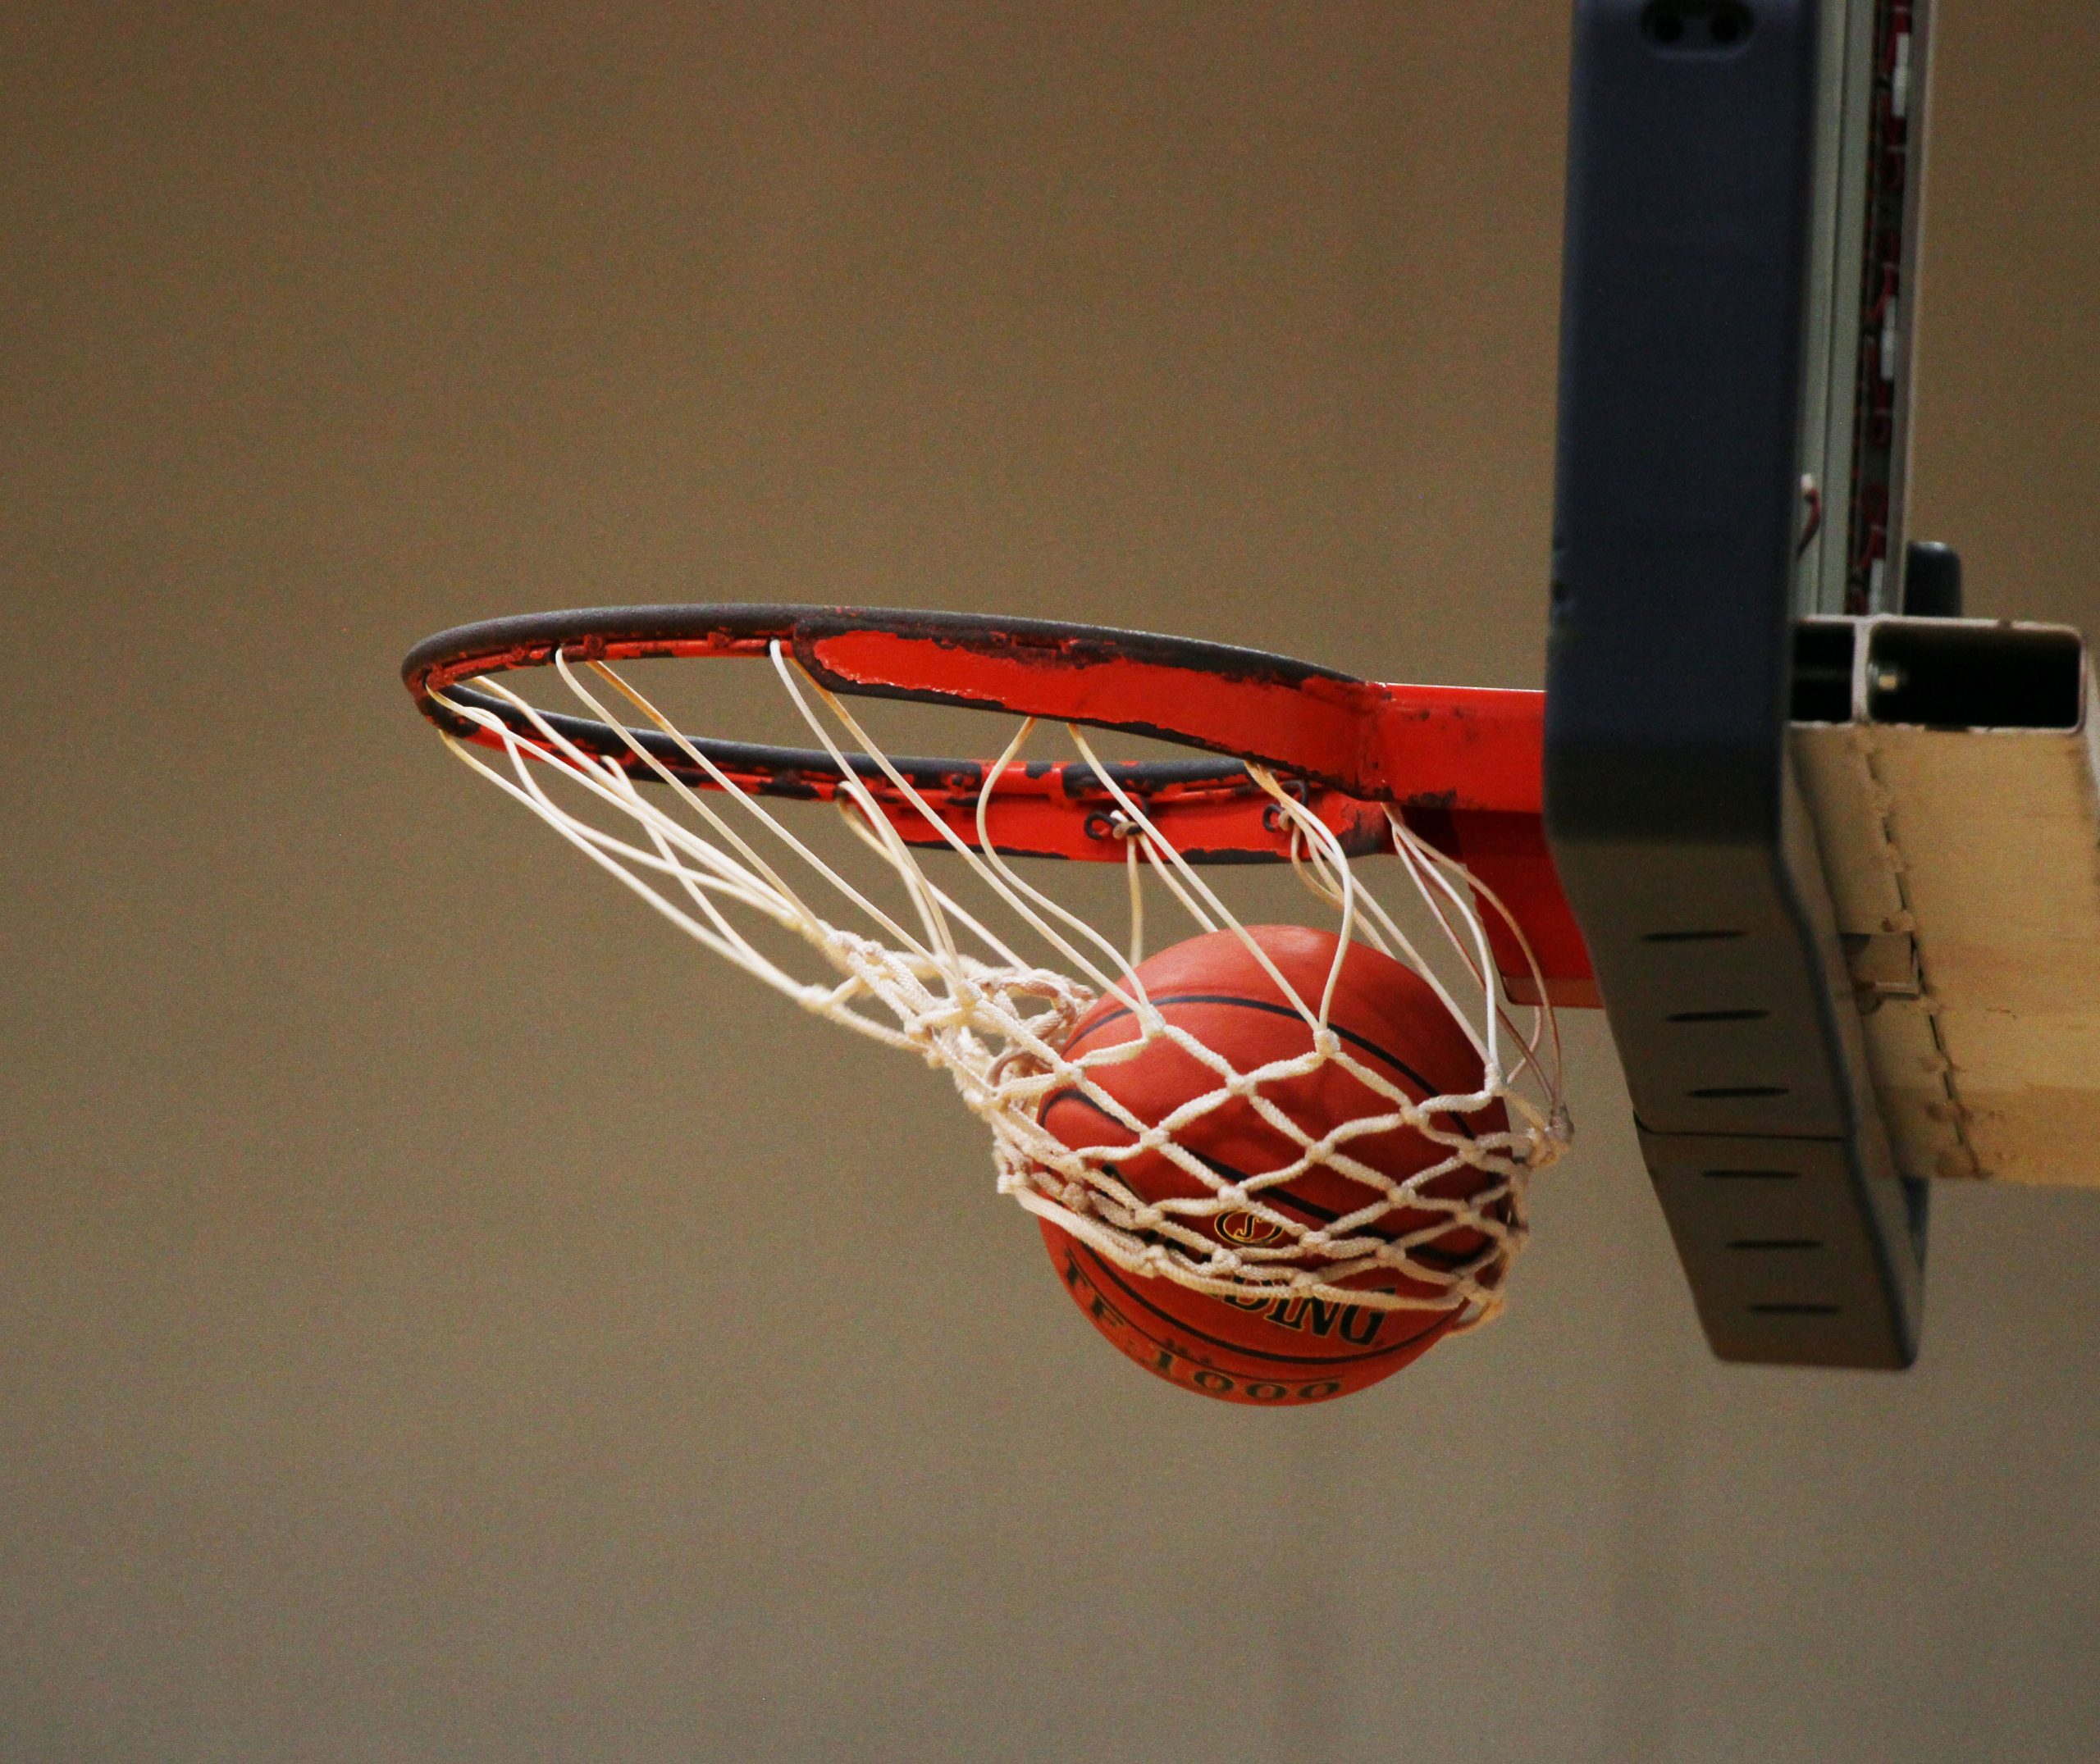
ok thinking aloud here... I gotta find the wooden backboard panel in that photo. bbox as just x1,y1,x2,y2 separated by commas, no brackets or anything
1797,619,2100,1187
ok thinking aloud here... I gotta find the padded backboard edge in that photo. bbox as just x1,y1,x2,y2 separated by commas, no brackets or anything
1548,0,1927,1369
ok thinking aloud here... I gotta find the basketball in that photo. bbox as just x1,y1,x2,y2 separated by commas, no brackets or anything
1037,924,1508,1405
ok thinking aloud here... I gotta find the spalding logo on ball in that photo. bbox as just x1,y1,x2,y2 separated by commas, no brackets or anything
1037,924,1505,1406
1215,1210,1283,1247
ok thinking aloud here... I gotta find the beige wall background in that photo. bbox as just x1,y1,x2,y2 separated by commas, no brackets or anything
4,4,2097,1760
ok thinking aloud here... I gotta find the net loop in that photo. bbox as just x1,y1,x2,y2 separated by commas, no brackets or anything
431,639,1572,1330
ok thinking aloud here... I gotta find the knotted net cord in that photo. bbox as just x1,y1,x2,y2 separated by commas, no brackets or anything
433,644,1571,1328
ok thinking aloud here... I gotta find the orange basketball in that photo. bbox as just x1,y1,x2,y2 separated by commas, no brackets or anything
1037,925,1506,1405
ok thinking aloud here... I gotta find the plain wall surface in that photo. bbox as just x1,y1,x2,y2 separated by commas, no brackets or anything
4,5,2097,1760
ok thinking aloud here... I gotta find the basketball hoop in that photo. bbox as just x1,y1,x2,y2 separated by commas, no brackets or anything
403,606,1574,1340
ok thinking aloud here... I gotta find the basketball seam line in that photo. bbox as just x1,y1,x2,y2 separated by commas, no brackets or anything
1067,991,1449,1102
1039,1087,1487,1267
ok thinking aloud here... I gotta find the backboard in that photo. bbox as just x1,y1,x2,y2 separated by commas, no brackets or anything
1544,0,2071,1368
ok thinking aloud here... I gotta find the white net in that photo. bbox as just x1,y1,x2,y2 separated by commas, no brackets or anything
434,645,1571,1330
